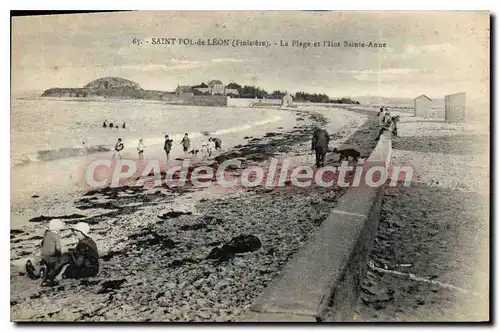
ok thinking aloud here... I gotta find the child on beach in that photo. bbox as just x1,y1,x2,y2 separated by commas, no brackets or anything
113,138,124,159
164,135,173,161
137,138,145,161
180,133,190,156
25,219,65,286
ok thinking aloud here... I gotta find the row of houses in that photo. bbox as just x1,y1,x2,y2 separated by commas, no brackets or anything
175,80,240,97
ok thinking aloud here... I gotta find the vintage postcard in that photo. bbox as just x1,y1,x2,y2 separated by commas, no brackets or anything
10,11,490,322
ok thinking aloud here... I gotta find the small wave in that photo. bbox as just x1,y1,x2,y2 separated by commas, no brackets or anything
13,145,111,166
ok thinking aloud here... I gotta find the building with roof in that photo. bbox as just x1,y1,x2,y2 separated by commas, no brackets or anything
414,94,432,117
208,80,225,95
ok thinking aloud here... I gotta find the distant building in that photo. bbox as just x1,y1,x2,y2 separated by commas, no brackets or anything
445,92,467,122
414,94,432,117
175,85,193,97
208,80,225,95
281,94,293,108
225,88,240,97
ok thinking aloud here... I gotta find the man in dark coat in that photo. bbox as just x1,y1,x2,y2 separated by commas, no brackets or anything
311,128,330,167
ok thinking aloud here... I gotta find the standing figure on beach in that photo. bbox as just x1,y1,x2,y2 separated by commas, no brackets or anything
180,133,190,156
122,122,126,129
103,119,108,128
311,128,330,168
208,139,216,157
113,138,124,159
378,107,386,126
210,137,222,151
137,138,145,161
164,135,173,161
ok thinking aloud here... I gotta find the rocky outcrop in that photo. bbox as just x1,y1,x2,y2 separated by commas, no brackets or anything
83,77,141,90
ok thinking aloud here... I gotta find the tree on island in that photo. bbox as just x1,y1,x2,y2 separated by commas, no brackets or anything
240,85,269,99
191,82,208,89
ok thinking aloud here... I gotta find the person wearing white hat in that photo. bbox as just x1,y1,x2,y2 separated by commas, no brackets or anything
63,222,99,279
38,219,64,286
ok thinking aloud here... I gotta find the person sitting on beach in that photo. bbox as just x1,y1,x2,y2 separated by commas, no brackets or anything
27,219,65,286
137,138,145,161
103,119,108,128
109,122,114,128
180,133,190,156
61,222,99,279
41,219,65,284
164,135,173,161
113,138,124,159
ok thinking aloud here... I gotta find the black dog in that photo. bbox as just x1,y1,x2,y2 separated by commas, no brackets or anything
332,148,361,162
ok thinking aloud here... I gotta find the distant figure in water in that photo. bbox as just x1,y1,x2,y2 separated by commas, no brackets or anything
180,133,190,156
109,122,114,128
137,138,144,161
103,120,108,128
164,135,173,161
122,122,126,129
113,138,124,159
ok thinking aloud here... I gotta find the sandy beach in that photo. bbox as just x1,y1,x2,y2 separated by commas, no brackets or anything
11,104,381,322
352,110,489,321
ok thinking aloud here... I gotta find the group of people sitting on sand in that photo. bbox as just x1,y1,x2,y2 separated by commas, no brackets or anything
112,134,223,162
103,119,126,129
25,220,99,287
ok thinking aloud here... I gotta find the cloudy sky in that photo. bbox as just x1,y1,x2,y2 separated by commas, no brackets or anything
12,11,489,99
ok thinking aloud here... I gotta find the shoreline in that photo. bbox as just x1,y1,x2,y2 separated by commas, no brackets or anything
11,106,379,322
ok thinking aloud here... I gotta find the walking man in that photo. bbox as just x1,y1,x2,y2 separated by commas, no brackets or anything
311,128,330,167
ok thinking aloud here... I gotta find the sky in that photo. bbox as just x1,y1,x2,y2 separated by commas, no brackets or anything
11,11,490,100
